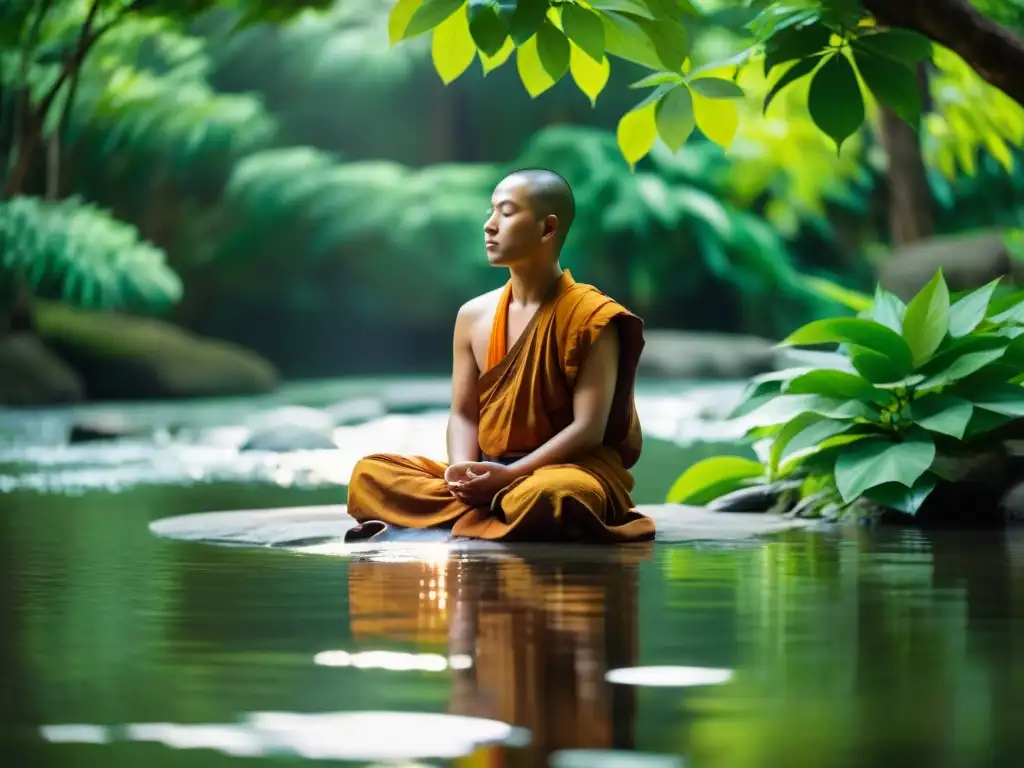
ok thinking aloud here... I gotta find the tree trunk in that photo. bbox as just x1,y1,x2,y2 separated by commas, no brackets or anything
879,64,934,247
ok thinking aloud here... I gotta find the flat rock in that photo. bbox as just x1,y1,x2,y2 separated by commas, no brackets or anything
149,504,820,558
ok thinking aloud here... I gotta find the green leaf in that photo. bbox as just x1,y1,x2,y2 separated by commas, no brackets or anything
404,0,464,39
901,269,950,367
569,43,610,105
808,53,865,153
776,417,861,469
509,0,548,45
763,20,833,74
602,11,662,69
869,284,907,334
834,435,936,503
654,85,695,151
848,347,908,385
616,101,658,167
801,274,872,312
763,55,821,114
688,77,744,100
909,395,974,438
855,29,933,63
631,71,685,89
852,47,922,126
517,34,558,96
864,474,937,516
468,0,510,56
666,455,765,505
431,6,477,84
742,393,878,428
948,279,1001,338
916,335,1008,390
389,0,425,44
972,384,1024,417
587,0,657,20
964,408,1013,438
781,317,914,376
536,19,570,80
784,369,894,405
635,17,689,72
561,4,605,62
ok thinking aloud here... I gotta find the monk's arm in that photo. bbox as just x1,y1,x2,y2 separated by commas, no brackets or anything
506,322,620,479
447,306,481,465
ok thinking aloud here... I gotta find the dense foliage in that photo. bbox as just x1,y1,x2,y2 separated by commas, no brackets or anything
669,271,1024,517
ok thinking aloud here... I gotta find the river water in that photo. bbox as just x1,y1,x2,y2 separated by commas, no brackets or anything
3,379,1024,766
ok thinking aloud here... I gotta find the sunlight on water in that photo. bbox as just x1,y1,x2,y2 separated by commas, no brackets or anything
42,711,529,761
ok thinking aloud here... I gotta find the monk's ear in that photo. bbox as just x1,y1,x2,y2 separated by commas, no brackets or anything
540,214,558,242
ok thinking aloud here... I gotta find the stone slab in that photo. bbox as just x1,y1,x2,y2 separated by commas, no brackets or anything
149,504,820,558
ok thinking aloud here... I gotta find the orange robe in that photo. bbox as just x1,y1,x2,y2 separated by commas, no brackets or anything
346,270,656,543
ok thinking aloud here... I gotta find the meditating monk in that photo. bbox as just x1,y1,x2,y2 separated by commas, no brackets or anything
345,168,655,543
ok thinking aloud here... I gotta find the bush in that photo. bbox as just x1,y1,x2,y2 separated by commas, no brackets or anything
669,270,1024,518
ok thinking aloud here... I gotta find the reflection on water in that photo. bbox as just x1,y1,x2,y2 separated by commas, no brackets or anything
5,483,1024,766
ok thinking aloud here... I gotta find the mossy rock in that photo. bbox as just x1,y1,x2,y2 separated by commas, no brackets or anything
34,302,279,400
877,230,1015,301
0,332,84,405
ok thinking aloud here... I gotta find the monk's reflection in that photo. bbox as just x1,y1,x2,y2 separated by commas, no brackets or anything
347,544,652,764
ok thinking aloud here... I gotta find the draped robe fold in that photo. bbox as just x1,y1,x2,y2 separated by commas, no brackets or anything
346,270,656,543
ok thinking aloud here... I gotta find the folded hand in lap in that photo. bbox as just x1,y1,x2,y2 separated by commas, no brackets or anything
445,461,514,507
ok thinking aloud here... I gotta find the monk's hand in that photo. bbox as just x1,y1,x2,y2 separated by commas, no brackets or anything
445,461,513,506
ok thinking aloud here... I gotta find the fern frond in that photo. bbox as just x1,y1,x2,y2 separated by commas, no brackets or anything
0,195,182,312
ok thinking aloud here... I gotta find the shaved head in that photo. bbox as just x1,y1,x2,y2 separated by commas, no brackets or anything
504,168,575,249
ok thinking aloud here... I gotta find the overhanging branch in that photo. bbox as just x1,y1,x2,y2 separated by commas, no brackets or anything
862,0,1024,107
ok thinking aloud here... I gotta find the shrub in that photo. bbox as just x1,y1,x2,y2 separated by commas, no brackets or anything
668,270,1024,518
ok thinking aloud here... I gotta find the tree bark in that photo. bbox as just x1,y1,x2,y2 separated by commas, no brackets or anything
862,0,1024,108
879,64,934,246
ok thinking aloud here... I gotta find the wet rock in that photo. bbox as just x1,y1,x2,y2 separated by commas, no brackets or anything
999,480,1024,524
877,230,1015,301
639,330,777,380
34,301,279,400
70,413,148,443
241,406,338,451
0,333,84,406
241,425,338,452
708,480,802,513
326,397,386,425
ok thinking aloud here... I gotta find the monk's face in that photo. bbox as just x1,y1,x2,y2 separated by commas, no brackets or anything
483,176,554,266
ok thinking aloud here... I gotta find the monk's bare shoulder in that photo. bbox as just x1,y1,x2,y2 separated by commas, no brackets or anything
456,288,504,367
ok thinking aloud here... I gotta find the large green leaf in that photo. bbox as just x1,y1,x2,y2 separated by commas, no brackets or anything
855,29,933,63
869,284,907,335
784,368,895,405
741,393,878,428
971,384,1024,417
654,85,695,151
864,474,938,515
834,435,936,503
808,52,864,152
763,54,821,114
909,394,974,438
561,3,605,62
666,455,765,505
509,0,548,44
948,278,1001,338
763,20,832,73
852,47,922,126
901,270,950,367
771,414,858,473
536,19,570,80
781,317,914,376
916,336,1008,390
587,0,656,20
467,0,510,56
404,0,464,38
688,77,744,99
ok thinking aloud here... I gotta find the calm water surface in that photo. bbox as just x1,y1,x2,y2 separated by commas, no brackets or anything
3,383,1024,766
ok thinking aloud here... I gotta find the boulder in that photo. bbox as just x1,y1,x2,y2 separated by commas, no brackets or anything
0,333,84,406
877,230,1014,301
241,406,338,451
639,330,777,380
34,301,279,400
